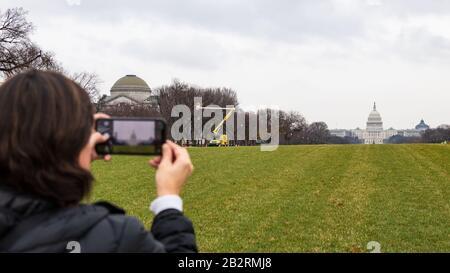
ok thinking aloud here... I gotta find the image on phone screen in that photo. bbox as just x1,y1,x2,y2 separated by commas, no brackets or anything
96,118,165,155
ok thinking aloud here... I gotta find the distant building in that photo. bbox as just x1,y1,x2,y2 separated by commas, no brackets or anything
397,119,430,137
329,129,352,138
102,75,159,108
415,119,430,131
352,103,397,144
330,102,430,144
128,130,138,146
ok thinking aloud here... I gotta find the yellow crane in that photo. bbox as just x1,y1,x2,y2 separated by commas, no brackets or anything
196,106,236,146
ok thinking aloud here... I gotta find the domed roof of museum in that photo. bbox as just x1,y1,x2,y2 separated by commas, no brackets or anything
111,75,151,93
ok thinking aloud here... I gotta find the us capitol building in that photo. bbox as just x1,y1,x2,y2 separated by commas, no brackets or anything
330,102,430,144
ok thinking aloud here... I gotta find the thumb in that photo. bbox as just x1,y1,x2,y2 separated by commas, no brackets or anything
99,133,110,143
90,132,109,147
160,143,173,165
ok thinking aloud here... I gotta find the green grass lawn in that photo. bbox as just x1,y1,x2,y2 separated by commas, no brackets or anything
91,144,450,252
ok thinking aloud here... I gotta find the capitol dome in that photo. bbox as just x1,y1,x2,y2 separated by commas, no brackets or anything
366,102,383,131
415,119,430,131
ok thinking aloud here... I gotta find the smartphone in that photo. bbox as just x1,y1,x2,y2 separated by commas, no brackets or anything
95,118,166,155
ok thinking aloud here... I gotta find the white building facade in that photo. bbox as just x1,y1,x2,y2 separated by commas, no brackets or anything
350,103,396,144
102,75,159,108
330,103,429,144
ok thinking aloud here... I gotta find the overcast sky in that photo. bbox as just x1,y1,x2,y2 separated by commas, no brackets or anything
2,0,450,129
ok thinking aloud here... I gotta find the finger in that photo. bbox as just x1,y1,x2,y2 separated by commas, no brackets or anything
148,156,161,168
175,145,191,163
149,160,160,169
167,140,188,160
89,132,111,161
101,133,110,142
160,144,173,165
93,152,111,162
90,132,110,146
170,144,193,173
168,141,182,157
94,113,111,121
152,156,162,164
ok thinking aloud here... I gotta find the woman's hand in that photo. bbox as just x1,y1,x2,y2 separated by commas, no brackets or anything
86,113,110,161
78,113,111,170
90,113,112,162
149,140,194,197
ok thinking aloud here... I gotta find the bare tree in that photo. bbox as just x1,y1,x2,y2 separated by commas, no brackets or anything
71,71,102,102
156,79,239,142
1,8,102,102
422,128,450,143
100,103,161,118
0,8,60,77
306,121,329,144
95,94,108,112
279,110,308,144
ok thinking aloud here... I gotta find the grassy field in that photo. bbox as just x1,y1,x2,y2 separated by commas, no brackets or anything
91,144,450,252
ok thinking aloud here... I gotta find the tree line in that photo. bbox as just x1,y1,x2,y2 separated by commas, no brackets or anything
0,8,102,102
1,7,334,146
386,128,450,144
97,79,336,145
3,7,448,146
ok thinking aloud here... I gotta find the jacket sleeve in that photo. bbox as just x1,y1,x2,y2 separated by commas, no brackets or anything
115,209,197,253
151,209,198,253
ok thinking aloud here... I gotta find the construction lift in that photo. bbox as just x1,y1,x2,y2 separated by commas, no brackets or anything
196,106,236,146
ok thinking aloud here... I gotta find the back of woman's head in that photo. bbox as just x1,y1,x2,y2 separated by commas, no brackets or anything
0,70,94,206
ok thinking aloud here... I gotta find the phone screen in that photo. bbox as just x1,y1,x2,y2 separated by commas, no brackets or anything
96,118,165,155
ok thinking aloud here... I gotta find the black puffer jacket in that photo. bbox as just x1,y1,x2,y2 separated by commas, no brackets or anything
0,186,197,253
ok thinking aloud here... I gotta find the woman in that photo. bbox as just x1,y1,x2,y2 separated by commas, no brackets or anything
0,70,197,252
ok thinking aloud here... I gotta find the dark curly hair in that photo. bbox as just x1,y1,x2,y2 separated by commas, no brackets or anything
0,70,94,207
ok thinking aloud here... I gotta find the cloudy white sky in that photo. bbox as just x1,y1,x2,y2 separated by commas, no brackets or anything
2,0,450,129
